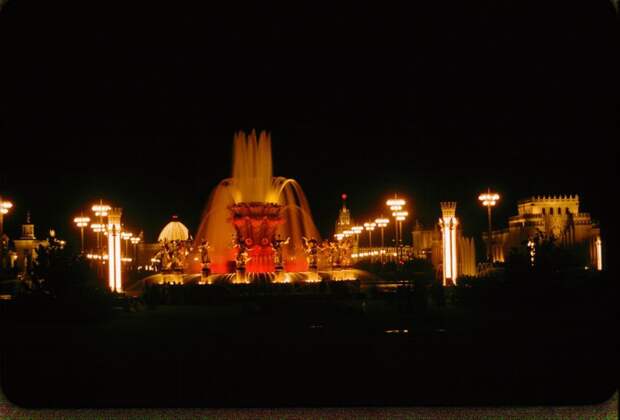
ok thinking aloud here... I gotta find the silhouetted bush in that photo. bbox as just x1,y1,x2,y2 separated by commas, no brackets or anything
11,248,114,322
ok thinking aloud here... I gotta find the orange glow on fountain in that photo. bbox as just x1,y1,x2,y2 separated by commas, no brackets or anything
193,130,320,275
230,202,283,273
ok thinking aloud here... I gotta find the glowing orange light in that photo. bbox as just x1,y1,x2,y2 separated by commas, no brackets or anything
91,223,106,233
363,222,376,231
386,198,405,207
0,199,13,215
74,216,90,227
478,192,500,207
92,203,111,217
375,218,389,227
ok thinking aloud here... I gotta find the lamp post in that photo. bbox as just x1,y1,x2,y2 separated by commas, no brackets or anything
387,195,406,261
121,231,133,257
364,222,376,262
73,215,91,253
90,222,106,277
394,211,408,261
130,236,141,268
478,189,500,262
351,225,363,255
90,223,106,251
0,196,13,236
375,217,389,263
343,229,353,261
91,200,111,251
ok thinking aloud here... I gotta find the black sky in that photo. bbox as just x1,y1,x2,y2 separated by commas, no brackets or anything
0,1,617,256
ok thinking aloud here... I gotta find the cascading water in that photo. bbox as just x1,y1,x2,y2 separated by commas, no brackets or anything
193,130,320,274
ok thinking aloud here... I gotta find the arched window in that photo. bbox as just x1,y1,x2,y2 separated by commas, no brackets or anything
550,208,554,215
542,208,546,215
558,208,562,215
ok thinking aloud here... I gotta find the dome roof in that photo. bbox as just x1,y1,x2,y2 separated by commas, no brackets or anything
158,216,189,242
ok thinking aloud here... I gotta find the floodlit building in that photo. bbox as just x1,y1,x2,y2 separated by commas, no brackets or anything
334,194,353,235
12,213,48,275
485,195,602,269
411,202,477,284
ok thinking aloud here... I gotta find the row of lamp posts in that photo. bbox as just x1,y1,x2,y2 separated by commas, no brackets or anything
336,189,500,265
73,199,142,293
74,200,142,259
334,194,409,264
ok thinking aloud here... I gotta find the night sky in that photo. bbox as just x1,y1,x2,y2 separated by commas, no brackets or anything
0,2,617,256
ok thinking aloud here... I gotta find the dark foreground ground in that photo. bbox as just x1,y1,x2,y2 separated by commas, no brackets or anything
1,280,617,408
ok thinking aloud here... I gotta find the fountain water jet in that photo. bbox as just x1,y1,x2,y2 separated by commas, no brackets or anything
193,130,320,275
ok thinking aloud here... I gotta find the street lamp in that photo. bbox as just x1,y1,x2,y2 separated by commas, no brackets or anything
393,211,408,261
91,200,111,251
375,217,389,263
130,236,141,267
351,225,363,252
0,196,13,236
121,231,133,257
364,222,376,261
386,196,406,260
478,189,500,262
73,215,91,253
90,223,106,257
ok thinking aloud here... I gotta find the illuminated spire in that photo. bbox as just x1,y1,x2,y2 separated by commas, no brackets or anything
335,193,352,234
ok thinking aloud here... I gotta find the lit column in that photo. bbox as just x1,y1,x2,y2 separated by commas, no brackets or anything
0,196,13,236
478,189,500,262
107,208,123,293
73,215,91,253
375,217,389,263
439,202,458,286
595,237,602,271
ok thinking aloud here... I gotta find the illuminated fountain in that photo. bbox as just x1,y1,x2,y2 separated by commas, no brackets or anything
193,130,321,282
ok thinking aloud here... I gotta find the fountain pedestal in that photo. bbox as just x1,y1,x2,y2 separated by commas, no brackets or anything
230,202,284,273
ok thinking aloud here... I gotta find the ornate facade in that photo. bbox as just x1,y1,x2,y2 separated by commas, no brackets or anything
334,194,353,235
12,213,48,275
486,195,602,268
